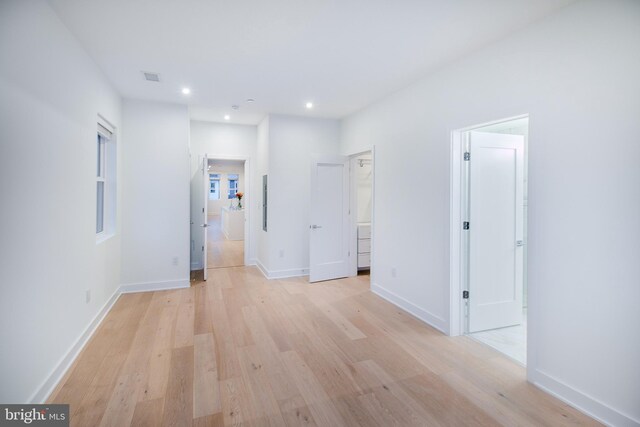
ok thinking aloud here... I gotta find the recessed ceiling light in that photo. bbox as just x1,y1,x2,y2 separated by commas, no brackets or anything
181,87,191,95
306,102,313,109
246,98,255,103
231,105,240,110
224,115,230,120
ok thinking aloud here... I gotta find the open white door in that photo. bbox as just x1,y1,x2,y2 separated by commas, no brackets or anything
468,131,524,332
309,155,350,283
202,155,209,280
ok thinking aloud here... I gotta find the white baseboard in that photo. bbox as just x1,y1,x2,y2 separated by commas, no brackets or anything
119,279,190,293
531,369,639,427
255,259,269,278
190,261,202,271
30,286,122,404
371,282,447,334
255,259,308,280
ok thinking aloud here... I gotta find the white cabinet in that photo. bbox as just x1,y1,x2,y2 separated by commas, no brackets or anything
221,207,244,241
357,223,371,269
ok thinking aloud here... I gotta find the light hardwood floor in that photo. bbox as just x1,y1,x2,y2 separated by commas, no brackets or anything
48,268,599,426
207,214,244,269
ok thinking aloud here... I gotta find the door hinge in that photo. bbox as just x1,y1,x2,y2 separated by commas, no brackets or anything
463,290,469,299
464,152,470,161
348,251,351,257
202,208,204,213
463,221,470,230
201,246,204,251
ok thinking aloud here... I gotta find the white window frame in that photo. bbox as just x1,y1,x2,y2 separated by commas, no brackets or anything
96,117,116,243
227,175,239,199
209,173,221,200
96,133,106,236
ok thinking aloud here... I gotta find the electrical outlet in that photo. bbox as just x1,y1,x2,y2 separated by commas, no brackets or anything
172,256,179,266
85,290,91,304
391,268,397,278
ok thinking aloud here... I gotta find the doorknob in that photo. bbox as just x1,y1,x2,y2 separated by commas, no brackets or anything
516,240,524,246
310,225,322,229
201,224,209,228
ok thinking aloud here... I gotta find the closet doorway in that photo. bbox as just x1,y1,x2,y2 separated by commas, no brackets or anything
349,150,374,284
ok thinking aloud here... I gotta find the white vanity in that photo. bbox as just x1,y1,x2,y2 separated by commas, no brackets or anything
221,207,245,240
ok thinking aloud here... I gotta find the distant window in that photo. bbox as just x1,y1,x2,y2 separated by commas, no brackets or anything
96,120,116,240
228,174,239,199
96,133,106,233
209,174,220,200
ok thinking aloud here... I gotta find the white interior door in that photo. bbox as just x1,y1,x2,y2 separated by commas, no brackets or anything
468,131,524,332
202,155,209,280
309,155,350,283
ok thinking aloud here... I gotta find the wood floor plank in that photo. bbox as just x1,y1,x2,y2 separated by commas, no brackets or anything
174,289,195,348
130,398,164,427
49,266,600,427
193,333,221,418
162,346,194,427
279,350,346,426
194,285,213,335
192,413,224,427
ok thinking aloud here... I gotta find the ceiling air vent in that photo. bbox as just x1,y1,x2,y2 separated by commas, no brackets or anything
142,72,160,82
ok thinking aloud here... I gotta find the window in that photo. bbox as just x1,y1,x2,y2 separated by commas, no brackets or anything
209,174,220,200
96,133,106,234
228,174,239,199
96,119,116,240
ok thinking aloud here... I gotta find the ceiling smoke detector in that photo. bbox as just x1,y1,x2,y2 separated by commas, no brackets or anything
142,72,160,82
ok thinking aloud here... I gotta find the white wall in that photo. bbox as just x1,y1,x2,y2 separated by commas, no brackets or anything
120,100,190,288
340,0,640,424
0,0,122,403
266,114,341,276
189,121,257,269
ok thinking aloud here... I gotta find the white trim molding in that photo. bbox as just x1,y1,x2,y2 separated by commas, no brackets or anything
255,259,309,280
119,279,190,294
531,369,639,427
30,287,122,403
371,282,447,334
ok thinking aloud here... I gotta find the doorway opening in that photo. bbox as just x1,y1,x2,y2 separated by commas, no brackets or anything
191,155,251,282
450,116,528,365
349,151,373,284
206,158,246,270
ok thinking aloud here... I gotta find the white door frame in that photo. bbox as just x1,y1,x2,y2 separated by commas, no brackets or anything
449,114,529,336
203,154,209,280
202,154,252,267
347,147,376,283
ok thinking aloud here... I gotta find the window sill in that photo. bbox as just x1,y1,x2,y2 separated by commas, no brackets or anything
96,232,116,245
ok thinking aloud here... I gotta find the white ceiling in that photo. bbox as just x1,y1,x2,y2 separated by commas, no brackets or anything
49,0,574,125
